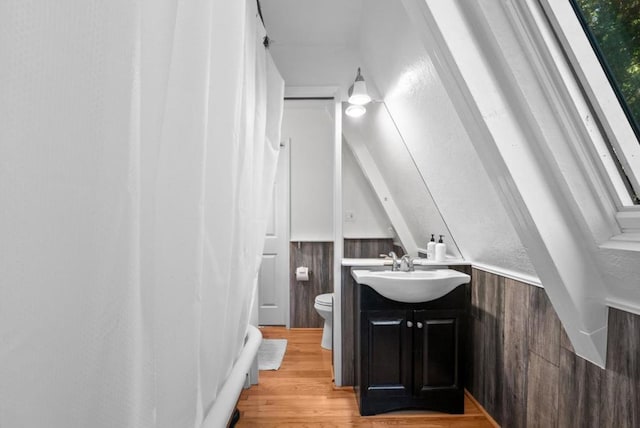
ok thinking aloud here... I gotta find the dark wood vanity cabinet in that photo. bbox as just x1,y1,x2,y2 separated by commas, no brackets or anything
355,284,466,416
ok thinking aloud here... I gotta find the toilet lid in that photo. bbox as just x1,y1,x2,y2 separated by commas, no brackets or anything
315,293,333,307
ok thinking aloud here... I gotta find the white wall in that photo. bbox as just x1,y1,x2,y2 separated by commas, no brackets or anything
284,100,335,241
343,102,462,257
357,0,535,275
342,142,394,238
285,99,393,241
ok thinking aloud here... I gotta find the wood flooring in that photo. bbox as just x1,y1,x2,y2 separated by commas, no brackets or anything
236,327,498,427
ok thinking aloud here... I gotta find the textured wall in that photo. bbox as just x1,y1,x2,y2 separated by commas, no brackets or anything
470,268,640,427
357,0,535,276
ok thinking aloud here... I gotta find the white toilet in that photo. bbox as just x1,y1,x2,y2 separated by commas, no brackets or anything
314,293,333,350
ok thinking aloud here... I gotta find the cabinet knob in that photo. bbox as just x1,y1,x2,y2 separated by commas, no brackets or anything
406,321,413,328
417,322,423,329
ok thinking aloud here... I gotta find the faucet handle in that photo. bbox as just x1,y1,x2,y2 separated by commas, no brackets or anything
399,254,415,271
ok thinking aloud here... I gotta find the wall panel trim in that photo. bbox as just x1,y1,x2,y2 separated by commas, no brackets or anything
472,262,542,288
606,297,640,317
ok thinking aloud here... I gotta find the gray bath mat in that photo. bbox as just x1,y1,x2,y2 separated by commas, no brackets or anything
258,339,287,370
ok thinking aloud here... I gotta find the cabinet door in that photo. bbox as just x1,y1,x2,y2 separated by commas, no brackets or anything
361,310,412,398
413,309,463,395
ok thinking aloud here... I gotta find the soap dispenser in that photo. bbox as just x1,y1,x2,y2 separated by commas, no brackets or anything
426,234,436,260
435,235,446,262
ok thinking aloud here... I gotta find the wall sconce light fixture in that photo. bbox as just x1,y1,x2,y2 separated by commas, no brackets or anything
346,67,371,117
348,68,372,105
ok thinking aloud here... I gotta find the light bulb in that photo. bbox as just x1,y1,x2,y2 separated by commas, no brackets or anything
345,104,366,118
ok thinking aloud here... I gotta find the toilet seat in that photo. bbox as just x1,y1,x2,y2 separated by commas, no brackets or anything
315,293,333,307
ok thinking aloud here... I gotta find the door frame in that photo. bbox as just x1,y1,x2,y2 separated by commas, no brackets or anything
281,137,291,328
283,86,342,379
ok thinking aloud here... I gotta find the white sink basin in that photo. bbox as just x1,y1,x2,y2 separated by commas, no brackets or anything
351,269,471,303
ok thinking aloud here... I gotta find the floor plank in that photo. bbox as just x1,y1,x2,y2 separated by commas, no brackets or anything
237,327,498,427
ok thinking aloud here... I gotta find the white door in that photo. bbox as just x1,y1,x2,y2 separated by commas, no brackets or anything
258,139,289,326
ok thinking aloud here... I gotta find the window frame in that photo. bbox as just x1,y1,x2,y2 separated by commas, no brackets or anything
538,0,640,215
568,0,640,147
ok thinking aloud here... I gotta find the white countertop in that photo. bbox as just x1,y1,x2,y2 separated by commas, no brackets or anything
341,257,469,267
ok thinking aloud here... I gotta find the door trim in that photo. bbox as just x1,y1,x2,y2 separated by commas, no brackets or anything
282,138,291,328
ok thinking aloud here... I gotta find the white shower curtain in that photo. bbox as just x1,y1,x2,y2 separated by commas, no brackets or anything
0,0,283,427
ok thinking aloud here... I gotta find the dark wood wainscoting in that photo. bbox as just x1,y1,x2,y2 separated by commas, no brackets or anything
469,268,640,427
289,241,333,328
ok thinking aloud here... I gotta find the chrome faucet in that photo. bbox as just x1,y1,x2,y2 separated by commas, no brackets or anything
400,254,415,272
388,251,400,271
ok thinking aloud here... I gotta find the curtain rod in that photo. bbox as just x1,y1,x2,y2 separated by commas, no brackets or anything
256,0,265,26
256,0,270,48
284,97,335,101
